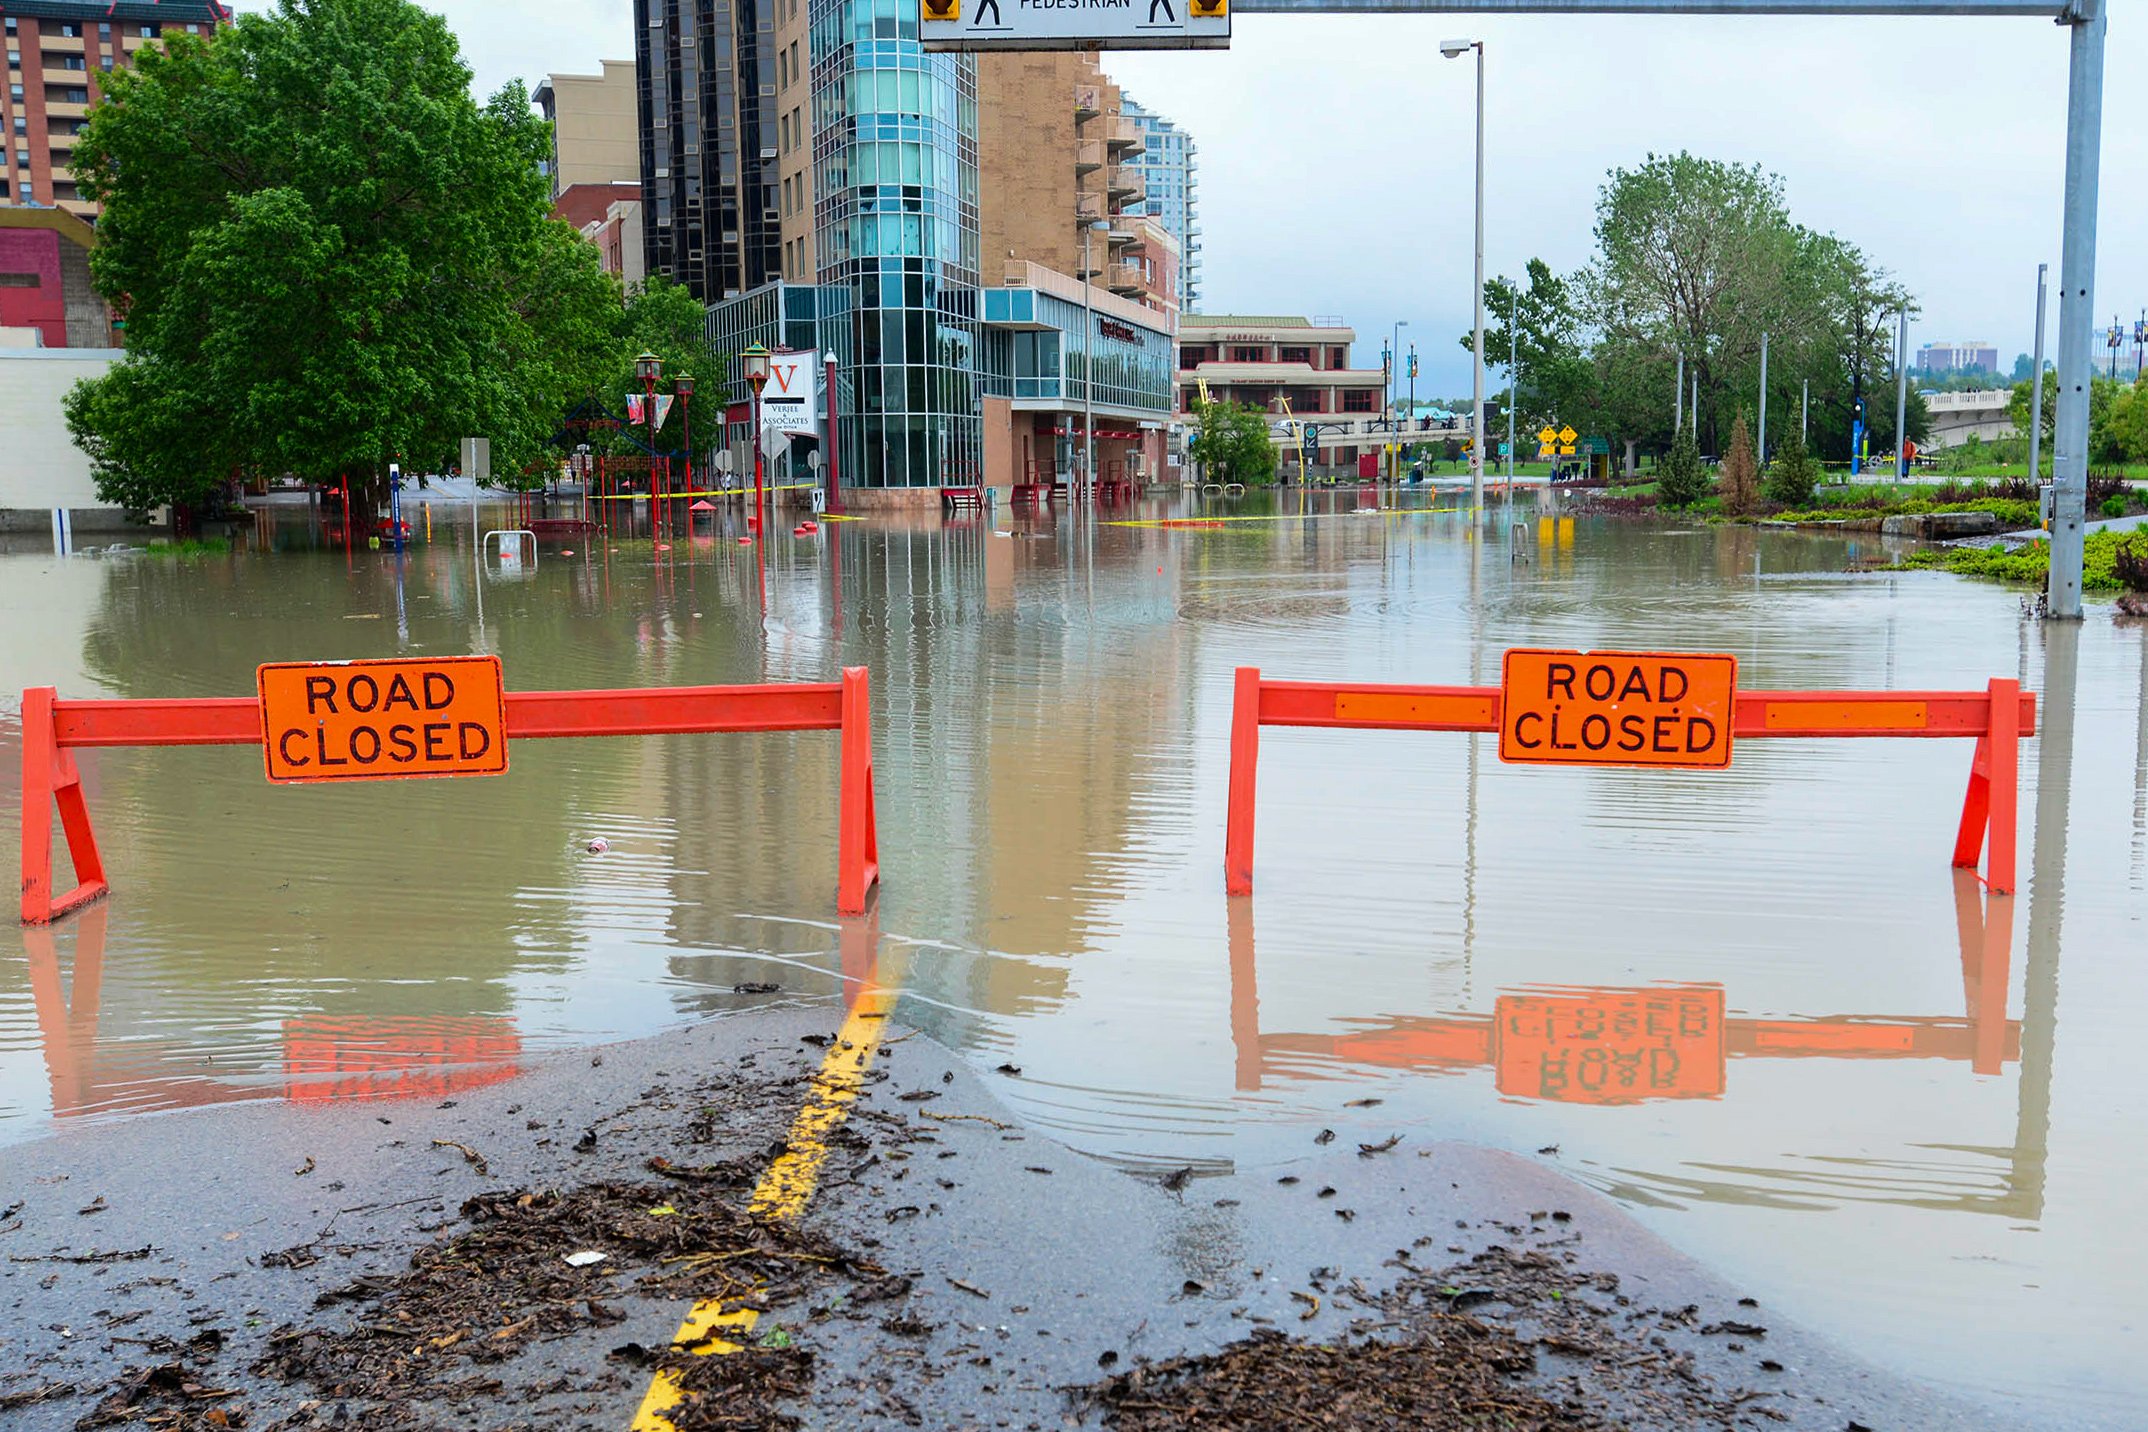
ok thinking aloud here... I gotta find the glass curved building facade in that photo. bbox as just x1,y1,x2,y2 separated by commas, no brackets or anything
806,0,981,489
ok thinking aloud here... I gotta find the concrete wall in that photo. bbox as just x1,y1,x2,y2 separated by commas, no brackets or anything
0,348,142,531
544,60,640,194
976,53,1089,279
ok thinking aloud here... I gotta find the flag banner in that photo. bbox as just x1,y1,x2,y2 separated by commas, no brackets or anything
652,395,674,432
625,393,645,425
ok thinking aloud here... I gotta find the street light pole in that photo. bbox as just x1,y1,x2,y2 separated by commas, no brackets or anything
741,343,772,533
1505,291,1517,503
675,375,696,500
1388,320,1408,480
1082,218,1109,506
635,351,662,537
1441,37,1485,516
2028,263,2048,485
1894,309,1910,480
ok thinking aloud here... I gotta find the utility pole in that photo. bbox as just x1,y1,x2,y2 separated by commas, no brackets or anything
1505,290,1517,497
1675,351,1684,434
1894,310,1910,480
1801,379,1809,445
2029,264,2048,487
2047,0,2106,619
1757,331,1768,468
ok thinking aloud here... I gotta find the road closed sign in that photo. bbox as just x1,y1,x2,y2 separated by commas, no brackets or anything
258,656,508,784
1498,649,1737,769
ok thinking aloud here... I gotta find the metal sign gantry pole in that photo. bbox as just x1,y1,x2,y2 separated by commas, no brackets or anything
1232,0,2102,617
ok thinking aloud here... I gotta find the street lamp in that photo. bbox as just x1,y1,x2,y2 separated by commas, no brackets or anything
741,343,772,530
1389,320,1408,481
635,351,662,524
1441,37,1485,516
674,374,695,498
1081,218,1110,506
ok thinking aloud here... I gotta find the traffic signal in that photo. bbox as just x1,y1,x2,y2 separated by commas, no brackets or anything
922,0,957,17
1189,0,1227,15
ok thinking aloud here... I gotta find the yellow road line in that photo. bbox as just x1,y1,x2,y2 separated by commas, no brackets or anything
628,981,898,1430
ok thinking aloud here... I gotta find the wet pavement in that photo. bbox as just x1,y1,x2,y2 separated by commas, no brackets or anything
3,488,2146,1423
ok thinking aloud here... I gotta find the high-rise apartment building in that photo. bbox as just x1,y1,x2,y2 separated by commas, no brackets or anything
633,0,783,303
1,1,228,220
694,19,1183,498
534,60,639,200
1119,93,1198,310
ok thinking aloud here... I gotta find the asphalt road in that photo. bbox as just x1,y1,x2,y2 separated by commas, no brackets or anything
0,998,2076,1430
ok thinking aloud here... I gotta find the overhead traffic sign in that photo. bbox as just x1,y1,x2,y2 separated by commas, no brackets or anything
258,656,508,784
1498,648,1737,770
921,0,1229,50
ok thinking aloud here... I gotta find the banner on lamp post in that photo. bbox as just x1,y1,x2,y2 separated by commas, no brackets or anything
760,351,821,441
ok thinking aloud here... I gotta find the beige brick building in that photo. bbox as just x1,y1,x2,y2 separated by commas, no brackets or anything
534,60,640,199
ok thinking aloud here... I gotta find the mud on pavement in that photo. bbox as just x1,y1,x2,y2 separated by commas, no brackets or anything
0,999,2026,1431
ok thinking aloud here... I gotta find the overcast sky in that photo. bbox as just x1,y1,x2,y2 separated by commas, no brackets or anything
255,2,2143,396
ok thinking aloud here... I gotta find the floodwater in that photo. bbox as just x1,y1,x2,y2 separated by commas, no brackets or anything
3,489,2145,1425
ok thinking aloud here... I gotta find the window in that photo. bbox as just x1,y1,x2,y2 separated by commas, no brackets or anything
1230,346,1262,362
1280,346,1311,364
138,24,160,38
16,181,29,202
1343,389,1375,413
100,55,113,71
0,272,41,288
8,84,22,102
100,23,111,38
59,23,83,38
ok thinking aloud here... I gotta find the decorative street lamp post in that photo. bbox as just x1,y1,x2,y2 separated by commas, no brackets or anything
741,344,772,531
674,374,696,498
635,351,662,532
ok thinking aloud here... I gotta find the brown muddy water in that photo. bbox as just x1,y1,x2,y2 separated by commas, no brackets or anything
3,488,2144,1423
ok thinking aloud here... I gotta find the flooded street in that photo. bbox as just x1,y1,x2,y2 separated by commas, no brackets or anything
4,492,2144,1424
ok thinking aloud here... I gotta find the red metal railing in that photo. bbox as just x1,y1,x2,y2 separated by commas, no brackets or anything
1224,665,2034,897
19,671,880,924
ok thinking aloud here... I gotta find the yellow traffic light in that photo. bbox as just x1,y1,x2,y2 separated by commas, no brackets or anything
923,0,958,18
1190,0,1227,15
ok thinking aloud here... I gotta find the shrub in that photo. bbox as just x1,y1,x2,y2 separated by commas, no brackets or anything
1719,414,1759,516
1657,426,1711,509
2103,495,2127,519
1762,429,1820,509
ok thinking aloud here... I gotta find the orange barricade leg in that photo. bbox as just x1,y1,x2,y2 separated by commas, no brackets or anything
836,666,880,916
1985,677,2020,896
1953,677,2022,894
1224,667,1261,896
19,686,110,926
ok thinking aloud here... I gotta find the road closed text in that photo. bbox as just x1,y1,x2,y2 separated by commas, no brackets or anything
257,656,509,784
1499,649,1737,770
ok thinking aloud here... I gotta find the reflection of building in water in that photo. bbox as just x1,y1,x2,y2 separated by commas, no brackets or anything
1227,865,2049,1219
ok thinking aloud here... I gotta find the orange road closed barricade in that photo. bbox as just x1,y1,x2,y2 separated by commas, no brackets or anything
1223,650,2034,896
19,666,880,924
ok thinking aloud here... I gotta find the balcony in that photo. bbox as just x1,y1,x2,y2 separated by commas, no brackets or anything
1075,140,1104,173
1106,263,1145,296
1074,84,1101,119
1074,193,1104,223
1104,116,1145,154
1106,165,1145,203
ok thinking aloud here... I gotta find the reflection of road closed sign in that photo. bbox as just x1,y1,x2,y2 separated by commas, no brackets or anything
1499,648,1737,769
258,656,509,784
1493,987,1725,1104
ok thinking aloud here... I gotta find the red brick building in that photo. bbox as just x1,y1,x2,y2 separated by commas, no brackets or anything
0,202,106,345
2,0,230,219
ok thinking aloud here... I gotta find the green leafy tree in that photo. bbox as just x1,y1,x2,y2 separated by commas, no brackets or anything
597,277,722,461
1189,401,1278,486
1657,425,1710,509
2100,377,2148,466
1762,427,1821,508
1467,258,1596,434
1719,413,1759,516
64,0,625,512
